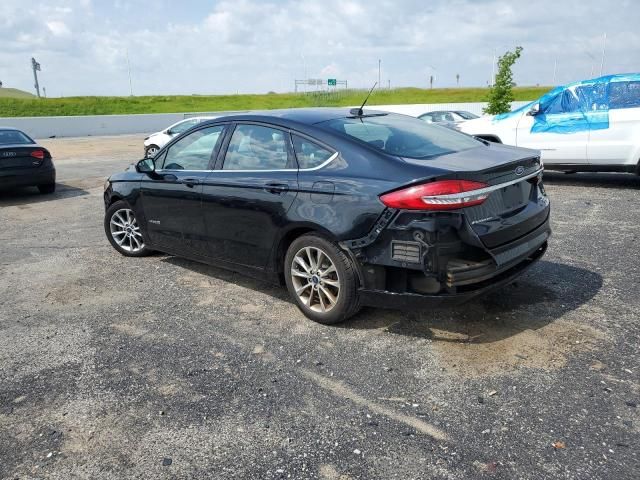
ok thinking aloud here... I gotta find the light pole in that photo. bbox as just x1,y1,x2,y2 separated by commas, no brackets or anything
31,57,41,98
126,49,133,96
599,33,607,76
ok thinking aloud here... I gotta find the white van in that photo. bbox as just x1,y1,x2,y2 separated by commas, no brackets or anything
458,74,640,174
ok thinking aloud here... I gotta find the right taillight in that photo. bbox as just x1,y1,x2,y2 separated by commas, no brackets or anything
380,179,490,211
30,150,45,160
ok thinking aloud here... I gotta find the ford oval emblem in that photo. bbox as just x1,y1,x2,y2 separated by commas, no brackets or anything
515,166,525,176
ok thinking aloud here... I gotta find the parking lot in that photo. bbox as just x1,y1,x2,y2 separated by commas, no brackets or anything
0,135,638,479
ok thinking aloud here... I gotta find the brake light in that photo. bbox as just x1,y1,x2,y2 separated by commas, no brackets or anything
380,179,490,211
30,150,45,160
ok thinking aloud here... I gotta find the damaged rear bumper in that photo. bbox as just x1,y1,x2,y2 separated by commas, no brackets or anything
341,208,551,310
359,241,546,310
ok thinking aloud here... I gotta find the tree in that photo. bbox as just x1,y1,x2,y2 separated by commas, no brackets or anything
484,46,523,115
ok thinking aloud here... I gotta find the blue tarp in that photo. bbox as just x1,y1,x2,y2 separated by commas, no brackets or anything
493,73,640,134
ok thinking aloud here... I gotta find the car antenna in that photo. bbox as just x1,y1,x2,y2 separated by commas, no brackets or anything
350,82,378,116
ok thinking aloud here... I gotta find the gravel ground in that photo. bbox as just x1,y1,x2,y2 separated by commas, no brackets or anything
0,135,638,479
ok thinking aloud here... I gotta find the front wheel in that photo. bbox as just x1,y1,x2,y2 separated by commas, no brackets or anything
104,200,152,257
145,145,160,158
284,234,361,324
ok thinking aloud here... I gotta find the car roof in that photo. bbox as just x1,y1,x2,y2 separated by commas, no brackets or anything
201,107,390,127
0,127,22,131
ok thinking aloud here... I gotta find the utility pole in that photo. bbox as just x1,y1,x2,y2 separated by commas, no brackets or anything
31,57,41,98
43,87,47,98
599,33,607,76
388,79,390,90
429,75,434,89
456,73,460,87
126,49,133,96
491,48,496,87
378,59,381,89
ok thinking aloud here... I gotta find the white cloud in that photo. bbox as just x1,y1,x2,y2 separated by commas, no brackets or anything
0,0,638,96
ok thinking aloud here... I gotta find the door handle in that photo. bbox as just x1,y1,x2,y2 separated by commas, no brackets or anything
180,178,201,188
264,182,289,194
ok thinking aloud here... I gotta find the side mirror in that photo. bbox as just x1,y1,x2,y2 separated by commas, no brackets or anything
136,158,155,173
527,104,541,116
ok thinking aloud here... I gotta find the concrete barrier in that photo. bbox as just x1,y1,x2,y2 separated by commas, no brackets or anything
0,102,532,139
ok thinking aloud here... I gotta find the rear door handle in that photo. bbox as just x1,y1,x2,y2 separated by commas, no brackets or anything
180,177,201,188
264,182,289,194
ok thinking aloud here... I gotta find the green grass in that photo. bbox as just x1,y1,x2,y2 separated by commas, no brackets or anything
0,87,36,99
0,87,550,118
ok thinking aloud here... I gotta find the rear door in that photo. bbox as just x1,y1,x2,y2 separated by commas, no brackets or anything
201,122,299,268
140,124,226,254
586,79,640,166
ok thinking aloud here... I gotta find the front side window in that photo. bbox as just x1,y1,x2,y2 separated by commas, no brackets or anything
292,135,335,169
223,124,291,170
324,114,481,159
160,125,224,170
545,89,582,114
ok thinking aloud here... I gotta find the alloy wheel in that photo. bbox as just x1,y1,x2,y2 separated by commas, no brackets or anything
109,208,145,253
146,146,159,158
290,246,340,313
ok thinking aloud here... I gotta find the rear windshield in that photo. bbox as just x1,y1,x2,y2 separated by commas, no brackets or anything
323,114,480,159
0,130,34,145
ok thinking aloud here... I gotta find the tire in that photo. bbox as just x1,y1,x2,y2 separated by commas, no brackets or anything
284,234,361,324
145,145,160,158
38,183,56,194
104,200,152,257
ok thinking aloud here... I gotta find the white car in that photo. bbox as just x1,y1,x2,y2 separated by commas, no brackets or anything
143,116,216,158
458,74,640,174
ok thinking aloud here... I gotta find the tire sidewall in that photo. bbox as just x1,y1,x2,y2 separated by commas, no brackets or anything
104,200,151,257
284,234,358,324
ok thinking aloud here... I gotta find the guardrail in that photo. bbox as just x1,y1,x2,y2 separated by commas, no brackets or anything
0,102,531,139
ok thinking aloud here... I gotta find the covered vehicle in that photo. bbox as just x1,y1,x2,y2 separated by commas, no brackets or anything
458,74,640,173
0,127,55,193
104,109,550,324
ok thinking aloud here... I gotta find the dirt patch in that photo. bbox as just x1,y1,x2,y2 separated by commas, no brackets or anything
426,315,608,377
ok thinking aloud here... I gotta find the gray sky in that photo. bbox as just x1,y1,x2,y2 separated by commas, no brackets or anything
1,0,638,97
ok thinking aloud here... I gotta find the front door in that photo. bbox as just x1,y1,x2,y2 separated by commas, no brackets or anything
201,123,299,269
516,88,590,165
140,124,226,254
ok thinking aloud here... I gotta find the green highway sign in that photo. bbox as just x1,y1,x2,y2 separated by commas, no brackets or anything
328,78,337,86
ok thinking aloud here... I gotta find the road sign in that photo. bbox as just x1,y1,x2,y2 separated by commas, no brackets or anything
328,78,337,86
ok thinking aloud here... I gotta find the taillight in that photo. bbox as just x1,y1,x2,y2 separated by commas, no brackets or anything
380,179,490,211
30,150,45,160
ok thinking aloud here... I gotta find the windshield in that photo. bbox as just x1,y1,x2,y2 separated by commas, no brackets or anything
456,111,479,120
0,129,34,145
324,114,481,159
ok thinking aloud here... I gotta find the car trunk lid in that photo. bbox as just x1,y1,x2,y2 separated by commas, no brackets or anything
398,144,548,249
0,145,48,170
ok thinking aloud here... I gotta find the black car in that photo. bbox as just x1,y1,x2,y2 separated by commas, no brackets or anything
0,127,56,193
103,109,550,324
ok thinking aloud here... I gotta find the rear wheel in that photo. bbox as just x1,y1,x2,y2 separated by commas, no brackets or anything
284,234,360,324
38,183,56,194
104,200,152,257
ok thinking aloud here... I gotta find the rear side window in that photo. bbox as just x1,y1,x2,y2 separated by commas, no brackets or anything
223,124,292,170
0,130,34,145
324,114,480,159
609,81,640,109
292,135,335,169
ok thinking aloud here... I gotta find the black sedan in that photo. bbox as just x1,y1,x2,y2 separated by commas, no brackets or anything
103,109,550,324
0,127,56,193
